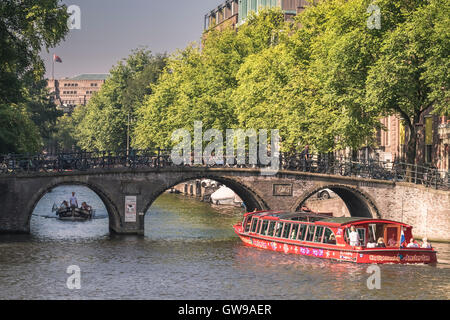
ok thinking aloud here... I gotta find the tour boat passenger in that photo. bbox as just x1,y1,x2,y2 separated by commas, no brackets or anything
421,238,432,249
366,238,377,248
407,238,419,248
349,226,360,246
376,238,386,248
387,235,397,247
328,234,336,245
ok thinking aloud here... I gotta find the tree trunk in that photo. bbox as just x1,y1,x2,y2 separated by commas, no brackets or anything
405,123,417,183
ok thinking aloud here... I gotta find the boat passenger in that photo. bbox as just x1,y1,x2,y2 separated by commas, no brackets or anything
407,238,419,248
60,200,69,210
366,238,377,248
328,234,336,245
421,237,432,249
70,192,78,211
349,226,360,246
291,229,297,240
387,236,397,247
81,202,92,212
376,238,386,248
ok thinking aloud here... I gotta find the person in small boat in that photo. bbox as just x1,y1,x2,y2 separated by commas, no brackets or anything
60,200,69,210
349,226,360,246
376,238,386,248
407,238,419,248
421,237,432,249
69,192,78,211
81,202,92,212
366,237,377,248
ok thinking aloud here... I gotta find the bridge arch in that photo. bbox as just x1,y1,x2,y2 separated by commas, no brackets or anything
292,184,380,218
142,174,269,215
26,180,122,233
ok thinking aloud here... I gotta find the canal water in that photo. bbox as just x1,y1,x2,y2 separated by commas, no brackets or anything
0,185,449,300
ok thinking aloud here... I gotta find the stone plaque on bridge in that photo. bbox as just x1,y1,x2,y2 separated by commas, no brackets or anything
273,184,293,196
125,196,137,222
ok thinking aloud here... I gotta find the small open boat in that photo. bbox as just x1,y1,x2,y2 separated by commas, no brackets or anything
53,205,93,221
234,211,437,264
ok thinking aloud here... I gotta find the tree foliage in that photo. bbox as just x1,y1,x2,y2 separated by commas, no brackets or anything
71,3,448,162
0,0,68,153
73,48,167,152
366,0,449,162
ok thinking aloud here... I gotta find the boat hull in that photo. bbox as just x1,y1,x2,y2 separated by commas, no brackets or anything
234,226,437,264
56,208,92,222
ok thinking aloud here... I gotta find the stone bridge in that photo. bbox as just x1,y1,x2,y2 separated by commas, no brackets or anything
0,168,449,241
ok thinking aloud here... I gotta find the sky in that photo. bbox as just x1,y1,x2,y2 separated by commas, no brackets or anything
42,0,222,79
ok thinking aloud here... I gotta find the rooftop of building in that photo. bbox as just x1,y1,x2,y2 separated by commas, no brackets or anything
67,74,109,81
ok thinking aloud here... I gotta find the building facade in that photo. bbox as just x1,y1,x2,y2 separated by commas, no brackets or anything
376,114,449,171
47,74,109,114
204,0,312,31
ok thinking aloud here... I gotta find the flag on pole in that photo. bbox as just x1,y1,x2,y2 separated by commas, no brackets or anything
53,54,62,63
400,228,406,248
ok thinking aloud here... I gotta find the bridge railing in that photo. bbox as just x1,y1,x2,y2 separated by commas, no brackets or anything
1,150,449,191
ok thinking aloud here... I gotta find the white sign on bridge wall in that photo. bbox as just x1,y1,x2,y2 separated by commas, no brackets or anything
125,196,137,222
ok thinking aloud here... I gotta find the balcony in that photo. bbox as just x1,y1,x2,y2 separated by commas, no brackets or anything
438,123,450,145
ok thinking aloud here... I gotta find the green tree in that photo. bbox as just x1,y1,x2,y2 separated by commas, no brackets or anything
0,0,69,153
366,0,450,163
133,8,288,150
74,48,166,152
0,104,41,154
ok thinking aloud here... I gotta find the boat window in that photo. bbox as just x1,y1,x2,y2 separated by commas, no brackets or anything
323,228,336,245
290,224,299,240
251,218,259,233
314,226,324,243
368,224,376,243
244,217,252,232
260,220,269,235
357,228,366,245
386,227,398,247
298,224,307,241
282,223,292,239
267,221,276,236
305,225,315,242
275,222,284,238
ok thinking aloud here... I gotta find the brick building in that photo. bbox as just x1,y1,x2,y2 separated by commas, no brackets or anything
47,74,109,114
376,115,449,171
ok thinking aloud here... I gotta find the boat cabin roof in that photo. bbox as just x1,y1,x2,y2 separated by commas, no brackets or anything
246,211,411,228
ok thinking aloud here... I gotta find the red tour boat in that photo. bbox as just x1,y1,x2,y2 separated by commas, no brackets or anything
234,211,437,264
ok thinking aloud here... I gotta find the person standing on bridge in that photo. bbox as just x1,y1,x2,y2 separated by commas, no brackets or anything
300,145,310,171
70,192,78,211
